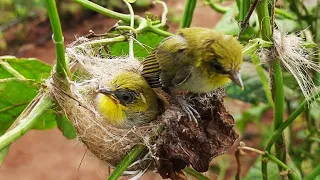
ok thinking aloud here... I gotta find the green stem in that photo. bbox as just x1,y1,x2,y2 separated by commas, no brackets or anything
108,145,145,180
238,0,250,20
45,0,70,78
203,0,230,13
0,92,52,151
242,38,273,56
265,90,320,152
123,0,135,58
183,167,210,180
275,8,296,20
0,59,26,79
256,0,287,177
251,55,274,108
265,152,300,180
272,62,286,170
305,164,320,180
180,0,197,28
73,0,132,23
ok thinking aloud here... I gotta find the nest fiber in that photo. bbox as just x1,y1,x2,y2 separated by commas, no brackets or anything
47,39,238,179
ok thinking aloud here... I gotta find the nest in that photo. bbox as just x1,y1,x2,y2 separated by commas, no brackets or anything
47,39,239,179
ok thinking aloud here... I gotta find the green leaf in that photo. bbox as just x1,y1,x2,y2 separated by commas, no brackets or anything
32,109,57,130
0,56,51,81
110,32,166,58
0,78,40,135
0,145,9,166
56,114,77,139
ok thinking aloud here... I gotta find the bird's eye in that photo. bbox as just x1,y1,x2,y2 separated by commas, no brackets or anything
114,91,136,104
210,60,226,73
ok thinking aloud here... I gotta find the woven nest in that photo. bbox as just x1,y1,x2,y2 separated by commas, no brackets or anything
47,39,239,179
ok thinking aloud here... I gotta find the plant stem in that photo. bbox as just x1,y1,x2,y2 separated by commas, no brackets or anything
305,164,320,180
123,0,135,58
251,55,274,108
256,0,287,177
265,152,300,180
0,92,52,151
45,0,70,78
203,0,230,13
108,144,145,180
275,8,296,20
0,59,26,79
73,0,132,23
180,0,197,28
238,0,250,21
265,90,320,151
272,62,286,170
183,167,210,180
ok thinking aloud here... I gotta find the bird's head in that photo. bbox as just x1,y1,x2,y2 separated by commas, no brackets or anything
197,34,244,89
96,72,160,128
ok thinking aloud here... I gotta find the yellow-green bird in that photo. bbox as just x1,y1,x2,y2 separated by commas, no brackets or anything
96,72,163,128
141,27,243,122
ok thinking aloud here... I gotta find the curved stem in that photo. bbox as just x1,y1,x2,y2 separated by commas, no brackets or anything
73,0,132,23
123,0,135,58
265,90,320,152
108,145,145,180
45,0,70,78
203,0,230,13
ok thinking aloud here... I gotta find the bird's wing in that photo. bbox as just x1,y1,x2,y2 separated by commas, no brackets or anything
142,35,189,88
171,67,191,86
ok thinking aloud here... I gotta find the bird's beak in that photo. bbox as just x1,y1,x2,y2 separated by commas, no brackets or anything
97,88,120,104
229,72,244,90
97,88,113,95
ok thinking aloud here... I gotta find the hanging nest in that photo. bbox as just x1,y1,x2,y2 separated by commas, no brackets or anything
47,38,239,179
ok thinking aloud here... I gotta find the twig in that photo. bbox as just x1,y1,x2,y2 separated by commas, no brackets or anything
235,142,300,180
238,0,259,40
235,148,241,180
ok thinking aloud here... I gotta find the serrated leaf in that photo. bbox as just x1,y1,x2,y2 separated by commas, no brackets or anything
56,114,77,139
110,32,166,58
0,57,51,81
0,78,40,135
33,109,57,130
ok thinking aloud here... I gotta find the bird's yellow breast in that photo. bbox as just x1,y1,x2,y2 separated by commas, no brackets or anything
96,94,127,127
